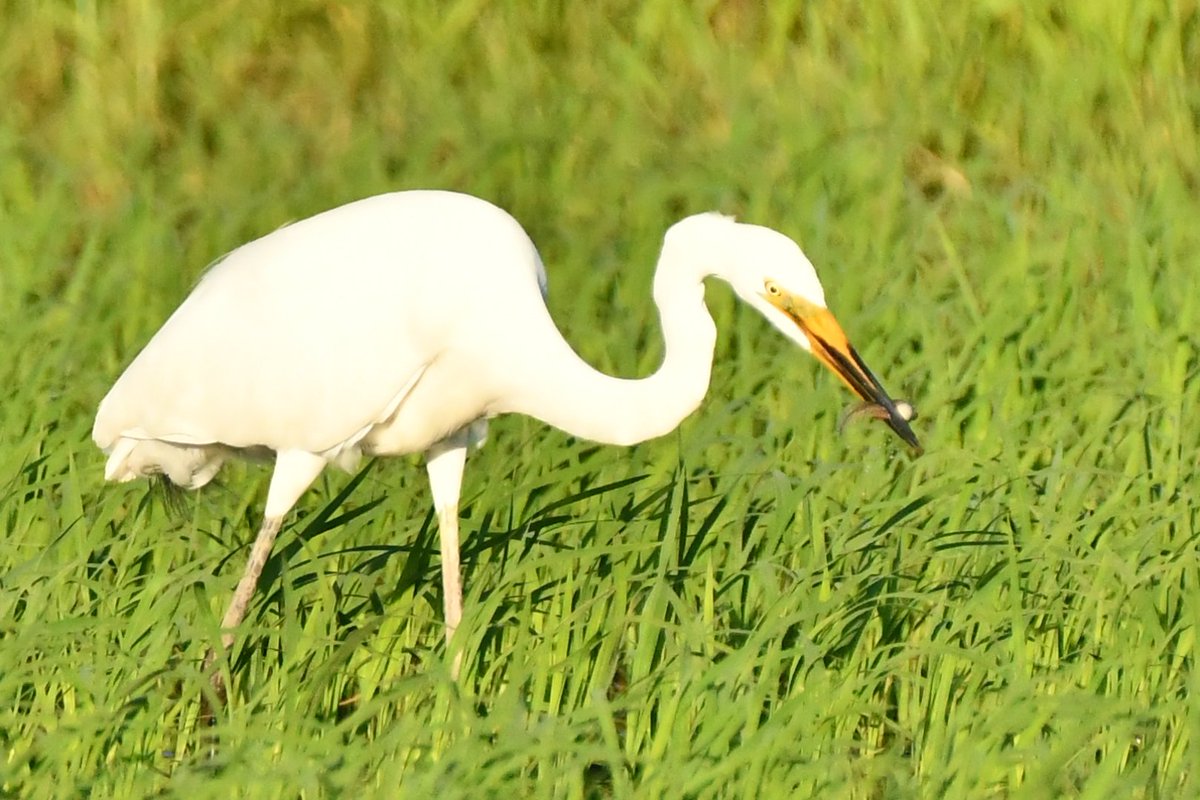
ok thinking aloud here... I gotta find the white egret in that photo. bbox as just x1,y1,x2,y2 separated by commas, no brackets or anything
93,190,920,685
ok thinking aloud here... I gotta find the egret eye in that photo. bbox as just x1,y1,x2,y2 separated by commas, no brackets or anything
765,280,781,296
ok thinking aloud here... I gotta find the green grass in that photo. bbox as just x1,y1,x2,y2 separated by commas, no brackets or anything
3,1,1199,796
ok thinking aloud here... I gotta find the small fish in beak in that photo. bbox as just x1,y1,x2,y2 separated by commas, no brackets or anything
840,398,917,433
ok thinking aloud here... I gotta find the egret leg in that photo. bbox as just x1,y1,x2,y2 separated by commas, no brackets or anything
202,449,326,699
426,436,469,678
211,515,283,654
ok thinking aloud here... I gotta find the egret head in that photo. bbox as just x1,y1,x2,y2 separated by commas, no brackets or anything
668,214,921,451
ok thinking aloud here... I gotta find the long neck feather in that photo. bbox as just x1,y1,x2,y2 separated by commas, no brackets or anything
500,240,717,446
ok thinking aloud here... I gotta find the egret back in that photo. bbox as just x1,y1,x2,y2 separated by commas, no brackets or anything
94,191,551,482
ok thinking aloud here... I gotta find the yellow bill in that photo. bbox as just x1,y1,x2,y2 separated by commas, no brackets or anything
767,289,922,452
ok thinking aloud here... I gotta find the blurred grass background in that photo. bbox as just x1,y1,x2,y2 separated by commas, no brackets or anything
2,0,1198,797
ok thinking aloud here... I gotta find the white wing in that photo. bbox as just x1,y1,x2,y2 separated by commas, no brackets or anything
94,191,547,460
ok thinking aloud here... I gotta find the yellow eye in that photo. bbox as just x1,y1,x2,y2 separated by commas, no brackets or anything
765,280,781,296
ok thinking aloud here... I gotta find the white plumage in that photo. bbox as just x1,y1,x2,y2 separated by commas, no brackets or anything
96,192,547,478
94,189,918,687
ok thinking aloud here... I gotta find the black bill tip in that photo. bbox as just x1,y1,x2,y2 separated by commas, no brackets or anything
880,400,923,454
846,346,923,454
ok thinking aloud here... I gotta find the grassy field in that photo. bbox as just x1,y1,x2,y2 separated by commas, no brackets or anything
3,1,1198,797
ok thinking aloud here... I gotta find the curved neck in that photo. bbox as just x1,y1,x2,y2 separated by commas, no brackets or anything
502,241,717,446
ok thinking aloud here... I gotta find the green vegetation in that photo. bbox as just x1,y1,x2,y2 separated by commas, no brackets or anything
3,1,1198,796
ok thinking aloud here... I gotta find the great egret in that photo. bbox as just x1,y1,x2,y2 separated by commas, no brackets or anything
94,190,920,685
